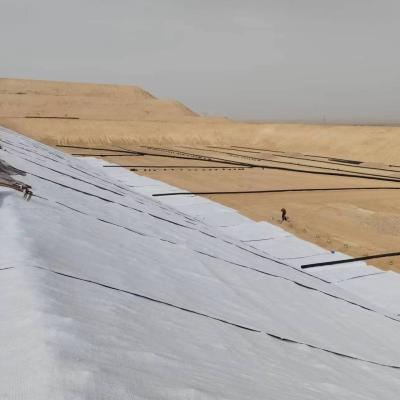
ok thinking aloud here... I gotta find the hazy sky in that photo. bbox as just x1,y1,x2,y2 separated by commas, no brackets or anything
1,0,399,123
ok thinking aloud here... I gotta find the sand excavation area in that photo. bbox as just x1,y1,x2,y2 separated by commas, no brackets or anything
2,78,400,271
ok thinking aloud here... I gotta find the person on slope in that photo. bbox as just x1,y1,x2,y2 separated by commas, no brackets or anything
23,185,33,201
280,208,288,223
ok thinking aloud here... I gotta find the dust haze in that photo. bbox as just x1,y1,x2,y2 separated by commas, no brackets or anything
1,0,400,123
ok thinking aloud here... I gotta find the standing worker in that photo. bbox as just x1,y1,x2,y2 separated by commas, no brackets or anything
23,185,33,201
281,208,288,223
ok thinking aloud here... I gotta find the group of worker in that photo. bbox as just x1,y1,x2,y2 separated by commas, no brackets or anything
0,180,33,201
1,145,33,200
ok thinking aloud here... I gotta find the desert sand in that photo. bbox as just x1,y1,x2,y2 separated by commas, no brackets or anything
1,78,400,271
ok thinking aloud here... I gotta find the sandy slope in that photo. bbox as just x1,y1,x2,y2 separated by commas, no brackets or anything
1,117,400,165
1,79,400,164
2,78,400,272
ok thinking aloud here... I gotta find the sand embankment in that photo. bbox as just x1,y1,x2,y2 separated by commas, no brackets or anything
1,78,400,164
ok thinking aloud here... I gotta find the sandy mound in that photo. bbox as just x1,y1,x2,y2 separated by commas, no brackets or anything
0,78,198,121
0,77,155,98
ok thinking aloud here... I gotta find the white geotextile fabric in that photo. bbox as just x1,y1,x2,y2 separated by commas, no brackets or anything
248,235,327,259
337,271,400,315
219,221,291,241
2,126,400,399
98,159,392,288
97,147,400,315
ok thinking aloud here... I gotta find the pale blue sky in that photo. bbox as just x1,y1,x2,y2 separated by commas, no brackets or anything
1,0,399,123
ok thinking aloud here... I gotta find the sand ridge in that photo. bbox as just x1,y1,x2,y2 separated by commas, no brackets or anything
0,77,199,121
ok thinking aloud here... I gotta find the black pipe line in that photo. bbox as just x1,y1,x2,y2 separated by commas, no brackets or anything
155,146,400,182
56,144,144,155
152,186,400,197
101,165,250,169
146,149,400,182
196,147,400,180
302,252,400,269
230,145,286,154
139,145,250,166
72,153,142,157
231,145,400,174
60,143,400,184
131,167,246,171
